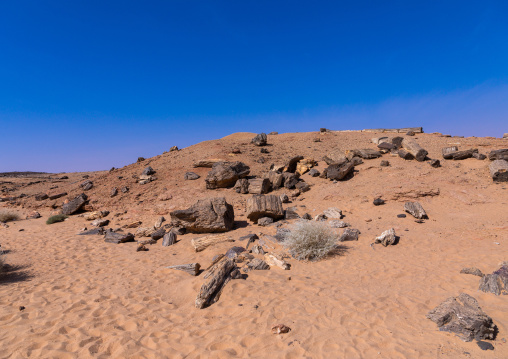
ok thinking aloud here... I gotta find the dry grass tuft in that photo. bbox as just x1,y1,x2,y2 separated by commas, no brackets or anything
0,209,20,223
283,220,338,261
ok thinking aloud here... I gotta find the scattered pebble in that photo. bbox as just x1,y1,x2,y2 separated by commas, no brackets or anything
397,214,406,218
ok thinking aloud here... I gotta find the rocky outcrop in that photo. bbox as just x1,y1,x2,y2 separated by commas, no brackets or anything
205,162,250,189
170,197,234,233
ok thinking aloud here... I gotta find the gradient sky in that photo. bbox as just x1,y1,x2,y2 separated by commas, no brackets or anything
1,1,507,172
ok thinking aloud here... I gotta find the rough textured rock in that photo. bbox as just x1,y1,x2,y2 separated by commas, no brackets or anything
284,207,300,220
380,160,390,167
225,246,246,259
329,220,349,228
26,211,41,219
426,293,497,342
166,263,200,276
267,170,284,190
339,228,360,242
184,172,200,180
78,227,105,236
244,258,270,272
398,149,414,160
323,207,343,219
402,138,428,161
373,198,385,206
472,152,487,160
191,233,234,252
404,201,428,219
170,146,179,152
326,162,354,181
84,211,109,221
62,193,88,215
151,228,166,240
279,193,289,203
193,159,225,168
110,187,118,197
162,231,177,246
479,265,508,295
104,231,135,244
374,228,397,246
308,168,320,177
296,158,317,175
205,161,250,189
430,159,441,168
142,166,156,176
234,178,250,194
248,178,270,194
258,217,274,226
323,150,348,166
460,267,484,277
489,160,508,182
488,149,508,161
195,257,236,308
91,218,109,227
35,193,48,201
246,195,284,223
282,172,299,189
49,192,67,200
170,197,235,233
346,149,382,160
252,133,268,146
81,180,93,191
442,146,459,159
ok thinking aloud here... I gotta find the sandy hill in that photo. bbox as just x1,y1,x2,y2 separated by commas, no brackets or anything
0,129,507,358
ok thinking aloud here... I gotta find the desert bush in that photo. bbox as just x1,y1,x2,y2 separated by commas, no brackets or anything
0,209,20,223
46,214,68,225
283,220,338,261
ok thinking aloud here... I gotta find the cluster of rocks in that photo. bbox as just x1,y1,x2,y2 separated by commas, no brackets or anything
139,166,157,185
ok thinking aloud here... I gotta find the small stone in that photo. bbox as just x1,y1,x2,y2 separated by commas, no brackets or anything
260,148,269,154
184,172,200,180
373,198,385,206
339,228,360,242
397,214,406,218
137,243,148,252
258,217,274,226
308,168,320,177
380,160,390,167
430,159,441,168
280,193,289,203
477,341,494,351
19,306,25,311
272,324,291,334
169,146,179,152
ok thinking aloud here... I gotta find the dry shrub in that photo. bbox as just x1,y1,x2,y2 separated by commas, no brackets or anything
0,209,20,223
283,220,338,261
46,214,67,225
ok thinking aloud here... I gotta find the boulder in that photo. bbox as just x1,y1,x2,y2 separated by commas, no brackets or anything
282,172,299,189
184,172,200,180
104,231,135,244
81,180,93,191
162,231,177,246
426,293,497,342
488,149,508,161
252,133,267,146
479,265,508,295
374,228,397,246
326,162,354,181
295,181,310,192
142,166,156,176
323,150,348,166
170,197,234,233
205,161,250,189
339,228,360,241
246,195,284,223
62,193,88,215
283,155,305,173
248,178,270,194
234,178,249,194
267,170,283,190
489,160,508,182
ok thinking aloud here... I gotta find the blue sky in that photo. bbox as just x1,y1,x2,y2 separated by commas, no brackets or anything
1,1,507,172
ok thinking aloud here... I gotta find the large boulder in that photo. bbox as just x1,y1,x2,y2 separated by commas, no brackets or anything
326,162,354,181
62,193,88,215
170,197,234,233
246,195,284,223
205,161,250,189
427,293,497,342
252,133,267,146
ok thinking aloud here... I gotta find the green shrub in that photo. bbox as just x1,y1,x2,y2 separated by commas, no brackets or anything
46,214,68,225
0,209,20,223
283,220,338,261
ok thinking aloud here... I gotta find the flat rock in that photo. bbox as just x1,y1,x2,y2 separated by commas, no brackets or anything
104,231,135,244
62,193,88,215
170,197,234,233
184,172,200,180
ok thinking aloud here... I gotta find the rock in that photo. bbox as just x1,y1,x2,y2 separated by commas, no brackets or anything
81,180,93,191
265,253,290,270
244,258,270,272
346,149,382,160
49,192,67,200
275,228,291,241
267,170,284,190
62,193,88,215
205,161,250,189
170,146,179,152
142,166,156,176
488,149,508,161
154,216,165,229
380,160,390,167
282,172,299,189
489,160,508,182
260,148,269,154
84,211,109,220
137,157,145,162
170,197,234,233
248,178,270,194
302,213,311,220
460,267,484,277
225,246,246,259
504,133,508,139
251,133,267,146
404,201,428,219
373,198,385,206
246,195,284,223
91,218,109,227
429,159,441,168
231,148,241,154
320,128,327,132
326,162,354,181
124,221,142,228
284,208,300,220
234,179,250,194
35,193,48,201
329,220,349,228
378,142,395,151
272,324,291,334
269,131,278,135
401,138,428,161
398,149,414,160
184,172,200,180
26,211,41,219
296,158,317,175
397,214,407,218
162,231,177,246
479,265,508,295
250,245,266,255
295,181,310,193
472,152,487,160
308,168,320,177
280,193,289,203
426,293,497,342
137,243,148,252
477,341,495,351
323,150,348,166
151,228,166,240
78,227,105,235
136,227,156,237
406,130,415,136
258,217,274,226
442,146,459,159
350,156,363,166
323,207,343,219
239,233,258,242
283,155,305,173
374,228,397,246
166,263,201,276
339,228,360,241
110,187,118,197
193,159,226,168
121,186,129,193
104,231,135,244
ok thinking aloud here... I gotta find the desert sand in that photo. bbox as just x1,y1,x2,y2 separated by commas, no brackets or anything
1,130,507,358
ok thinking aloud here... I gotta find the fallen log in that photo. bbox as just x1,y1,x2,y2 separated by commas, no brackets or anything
451,149,478,160
404,201,428,219
162,231,177,246
402,138,428,161
193,159,225,168
248,178,270,194
488,149,508,161
166,263,201,276
195,257,236,309
489,160,508,182
398,149,414,160
326,162,355,180
442,146,459,159
191,233,234,252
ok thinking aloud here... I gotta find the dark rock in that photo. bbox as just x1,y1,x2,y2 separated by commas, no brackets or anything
239,233,258,242
170,146,179,152
282,172,299,189
339,228,360,242
81,180,93,191
257,157,266,164
121,186,129,193
472,152,487,160
280,193,289,203
184,172,200,180
26,211,41,219
398,149,414,160
104,231,135,244
230,269,244,279
460,267,484,277
479,265,508,295
246,195,284,223
284,155,305,173
301,213,312,220
350,157,364,166
205,161,250,189
258,217,274,226
151,228,166,240
142,166,156,176
378,142,395,150
244,258,270,271
225,246,246,259
397,214,407,218
430,159,441,168
62,193,88,215
231,148,241,154
137,157,145,162
248,178,270,194
426,293,497,342
477,341,495,351
234,178,250,194
162,231,177,246
110,187,118,197
326,162,354,181
308,168,320,177
392,136,404,149
284,208,300,220
295,181,310,192
78,227,105,235
373,198,385,206
60,176,69,179
329,220,349,228
252,133,268,146
170,197,234,233
380,160,390,167
49,192,67,200
260,148,269,154
35,193,49,201
488,149,508,161
320,128,328,132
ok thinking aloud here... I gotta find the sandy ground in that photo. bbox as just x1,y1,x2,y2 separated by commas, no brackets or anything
1,130,507,358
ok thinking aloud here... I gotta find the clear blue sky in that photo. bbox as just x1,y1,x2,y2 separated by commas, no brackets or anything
1,1,507,172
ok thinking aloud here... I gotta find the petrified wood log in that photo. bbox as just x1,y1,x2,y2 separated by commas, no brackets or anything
284,155,304,173
162,231,177,246
264,254,290,270
282,172,299,189
193,159,225,168
166,263,201,276
170,197,234,233
479,265,508,295
402,138,428,161
266,170,283,190
426,293,497,342
404,201,428,219
234,178,249,194
49,192,67,200
244,258,270,272
363,127,423,133
104,231,135,244
339,228,360,242
398,149,414,160
62,193,88,215
191,233,234,252
205,161,250,189
326,162,354,180
246,195,284,223
451,149,478,160
489,160,508,182
248,178,270,194
488,149,508,161
346,149,382,160
195,257,236,309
